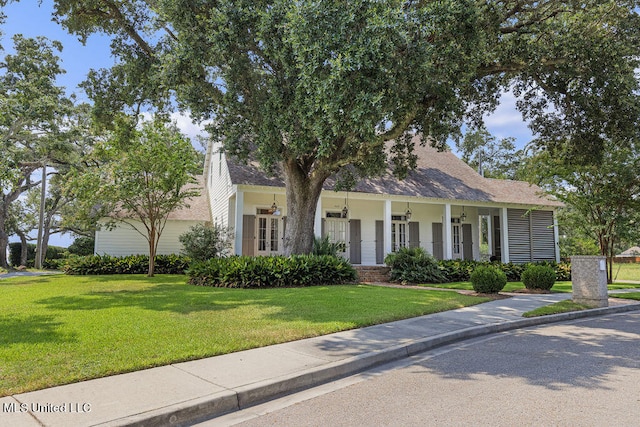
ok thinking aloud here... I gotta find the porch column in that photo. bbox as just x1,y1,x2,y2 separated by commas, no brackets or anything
486,215,493,258
384,199,392,256
314,197,322,238
234,190,244,255
444,204,452,259
500,207,510,263
553,210,560,262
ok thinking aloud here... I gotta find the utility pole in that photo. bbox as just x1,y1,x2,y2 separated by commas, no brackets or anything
35,164,46,269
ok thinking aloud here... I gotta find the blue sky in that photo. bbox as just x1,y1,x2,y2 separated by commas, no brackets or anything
3,1,535,248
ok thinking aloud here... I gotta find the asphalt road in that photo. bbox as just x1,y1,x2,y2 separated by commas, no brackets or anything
208,312,640,427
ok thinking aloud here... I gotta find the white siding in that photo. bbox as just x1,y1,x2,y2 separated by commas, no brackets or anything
95,220,204,256
207,145,234,227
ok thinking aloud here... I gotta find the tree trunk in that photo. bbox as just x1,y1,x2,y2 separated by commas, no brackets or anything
41,228,51,268
282,159,328,255
148,228,156,277
17,232,28,266
0,205,9,269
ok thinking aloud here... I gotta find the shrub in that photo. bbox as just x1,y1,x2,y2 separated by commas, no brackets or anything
187,255,357,288
470,265,507,293
62,254,191,275
385,247,446,284
436,260,571,283
437,260,479,282
9,243,67,268
67,237,95,256
8,242,36,267
312,235,345,257
179,224,232,261
521,265,556,291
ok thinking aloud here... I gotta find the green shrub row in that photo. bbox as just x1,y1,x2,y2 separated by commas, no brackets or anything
8,242,67,267
62,254,191,275
187,255,357,288
437,260,570,282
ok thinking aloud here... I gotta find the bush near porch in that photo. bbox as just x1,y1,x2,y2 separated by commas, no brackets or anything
187,255,357,288
62,254,191,275
437,260,571,282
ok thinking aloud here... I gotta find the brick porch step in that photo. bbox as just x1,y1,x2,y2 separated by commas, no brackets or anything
353,266,391,283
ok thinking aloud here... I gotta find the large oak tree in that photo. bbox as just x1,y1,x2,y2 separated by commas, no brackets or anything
49,0,640,254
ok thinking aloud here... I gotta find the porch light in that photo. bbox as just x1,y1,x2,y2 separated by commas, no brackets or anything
271,195,281,216
460,206,467,222
405,202,412,221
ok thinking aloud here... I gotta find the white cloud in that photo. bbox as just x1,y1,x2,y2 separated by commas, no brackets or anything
169,112,210,141
482,91,533,149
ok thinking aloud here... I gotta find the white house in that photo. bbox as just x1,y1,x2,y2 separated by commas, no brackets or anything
94,177,210,256
95,138,562,263
203,138,562,265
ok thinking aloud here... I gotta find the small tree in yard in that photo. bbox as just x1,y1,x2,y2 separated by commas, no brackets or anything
67,117,201,276
524,143,640,283
179,223,232,261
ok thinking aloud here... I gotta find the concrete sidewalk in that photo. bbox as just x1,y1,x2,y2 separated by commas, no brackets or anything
3,292,640,427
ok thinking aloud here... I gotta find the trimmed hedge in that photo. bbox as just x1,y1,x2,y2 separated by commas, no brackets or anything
521,265,556,290
437,260,570,283
187,255,357,288
470,265,507,293
62,254,191,275
8,242,67,268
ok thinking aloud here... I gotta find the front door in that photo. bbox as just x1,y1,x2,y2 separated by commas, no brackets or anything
325,215,348,258
452,221,462,259
256,215,281,255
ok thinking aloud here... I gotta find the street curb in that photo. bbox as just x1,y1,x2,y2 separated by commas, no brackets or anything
108,302,640,427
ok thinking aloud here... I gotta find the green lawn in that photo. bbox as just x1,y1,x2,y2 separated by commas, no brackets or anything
424,281,572,292
0,274,489,397
522,300,594,318
611,292,640,301
426,280,640,293
611,263,640,282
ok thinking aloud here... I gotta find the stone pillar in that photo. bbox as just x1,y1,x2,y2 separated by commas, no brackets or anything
571,256,608,308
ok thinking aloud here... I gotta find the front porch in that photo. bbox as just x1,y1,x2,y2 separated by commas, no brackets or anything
228,188,559,266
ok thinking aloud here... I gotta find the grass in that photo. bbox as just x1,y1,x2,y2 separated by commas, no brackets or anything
611,263,640,282
425,280,640,293
0,274,489,397
522,300,594,317
611,292,640,301
424,281,572,293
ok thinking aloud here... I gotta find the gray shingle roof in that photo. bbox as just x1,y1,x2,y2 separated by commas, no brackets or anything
226,140,561,208
166,176,210,221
